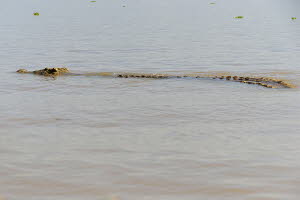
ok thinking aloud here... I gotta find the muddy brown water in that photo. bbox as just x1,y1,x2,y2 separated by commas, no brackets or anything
1,0,300,200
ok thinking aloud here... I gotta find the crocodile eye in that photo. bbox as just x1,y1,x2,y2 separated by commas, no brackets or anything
49,68,58,73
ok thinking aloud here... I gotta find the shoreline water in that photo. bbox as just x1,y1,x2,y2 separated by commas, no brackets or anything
1,0,300,199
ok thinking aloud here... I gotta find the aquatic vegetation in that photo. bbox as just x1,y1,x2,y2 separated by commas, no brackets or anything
235,16,244,19
291,17,297,20
90,1,96,2
16,68,296,89
33,12,40,16
210,2,216,5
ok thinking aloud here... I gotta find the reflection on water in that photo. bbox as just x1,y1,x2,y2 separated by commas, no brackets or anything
0,0,300,199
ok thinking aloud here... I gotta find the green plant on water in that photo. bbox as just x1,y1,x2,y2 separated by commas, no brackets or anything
291,17,297,20
33,12,39,16
90,1,96,2
235,16,244,19
210,2,215,4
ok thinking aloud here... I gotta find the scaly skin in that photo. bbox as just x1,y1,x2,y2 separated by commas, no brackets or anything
17,67,69,76
16,68,296,89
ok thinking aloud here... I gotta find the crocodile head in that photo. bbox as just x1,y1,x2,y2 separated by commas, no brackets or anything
17,67,69,76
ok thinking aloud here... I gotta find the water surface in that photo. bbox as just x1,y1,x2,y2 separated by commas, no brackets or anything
0,0,300,199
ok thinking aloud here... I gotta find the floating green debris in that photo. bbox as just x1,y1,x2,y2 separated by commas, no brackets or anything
210,2,216,4
90,1,96,2
235,16,244,19
291,17,297,20
33,12,40,16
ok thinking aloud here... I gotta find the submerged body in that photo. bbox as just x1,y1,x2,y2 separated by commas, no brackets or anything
16,67,296,89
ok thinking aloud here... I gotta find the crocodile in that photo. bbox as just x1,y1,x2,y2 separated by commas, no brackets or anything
17,67,69,76
16,67,296,89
